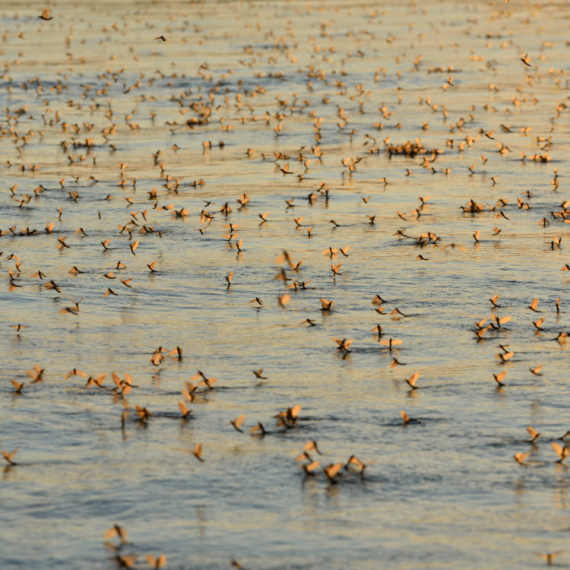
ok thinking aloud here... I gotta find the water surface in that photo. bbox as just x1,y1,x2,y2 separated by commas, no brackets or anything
2,0,570,568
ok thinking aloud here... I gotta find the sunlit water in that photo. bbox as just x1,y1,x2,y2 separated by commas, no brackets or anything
2,0,570,568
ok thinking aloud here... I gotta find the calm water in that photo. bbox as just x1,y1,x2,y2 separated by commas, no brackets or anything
2,0,570,568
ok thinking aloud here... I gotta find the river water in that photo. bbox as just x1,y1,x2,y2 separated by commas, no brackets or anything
2,0,570,568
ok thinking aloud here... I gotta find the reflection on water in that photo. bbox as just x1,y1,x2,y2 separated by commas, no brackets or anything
2,0,570,568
